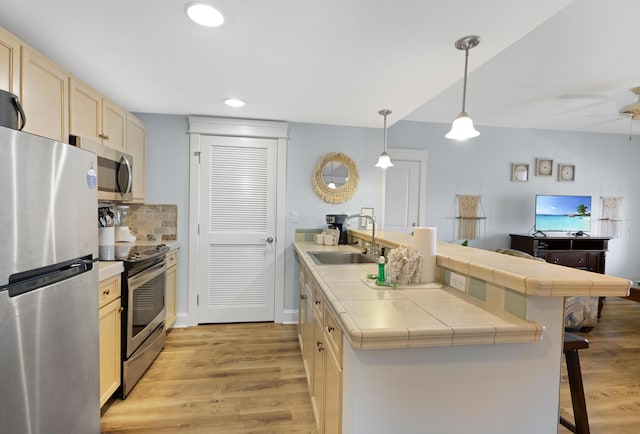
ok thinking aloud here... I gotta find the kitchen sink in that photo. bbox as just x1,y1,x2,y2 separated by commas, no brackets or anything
308,251,376,265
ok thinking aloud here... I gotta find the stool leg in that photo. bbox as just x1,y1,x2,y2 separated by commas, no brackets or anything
565,349,590,434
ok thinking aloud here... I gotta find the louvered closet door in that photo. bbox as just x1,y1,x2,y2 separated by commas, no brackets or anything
198,136,277,323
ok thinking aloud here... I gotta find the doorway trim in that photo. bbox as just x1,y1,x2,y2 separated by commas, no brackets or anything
381,148,428,229
186,116,288,326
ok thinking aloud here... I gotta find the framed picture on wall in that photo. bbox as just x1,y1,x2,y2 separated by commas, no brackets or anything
511,163,529,182
535,158,553,176
558,164,575,182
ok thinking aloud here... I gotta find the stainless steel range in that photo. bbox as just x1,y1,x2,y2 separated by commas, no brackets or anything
117,244,169,398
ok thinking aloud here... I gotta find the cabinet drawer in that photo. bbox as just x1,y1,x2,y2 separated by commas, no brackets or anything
542,251,588,268
324,308,343,365
166,250,178,269
99,275,121,308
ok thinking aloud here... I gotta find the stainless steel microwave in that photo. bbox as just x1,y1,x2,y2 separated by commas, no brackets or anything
69,135,133,201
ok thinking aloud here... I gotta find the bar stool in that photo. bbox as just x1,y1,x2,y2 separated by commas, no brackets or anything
560,332,590,434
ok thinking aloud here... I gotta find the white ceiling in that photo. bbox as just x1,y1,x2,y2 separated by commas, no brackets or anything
1,0,639,135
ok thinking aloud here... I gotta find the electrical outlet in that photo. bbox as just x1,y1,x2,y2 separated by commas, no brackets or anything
449,272,467,292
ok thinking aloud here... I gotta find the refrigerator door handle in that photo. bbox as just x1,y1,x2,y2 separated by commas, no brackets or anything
4,255,94,298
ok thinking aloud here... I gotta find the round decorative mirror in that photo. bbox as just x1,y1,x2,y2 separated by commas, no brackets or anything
312,152,359,203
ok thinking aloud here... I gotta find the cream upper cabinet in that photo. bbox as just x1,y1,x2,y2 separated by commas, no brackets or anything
126,113,146,203
69,77,102,143
21,45,69,142
102,98,126,151
0,26,21,94
70,77,127,151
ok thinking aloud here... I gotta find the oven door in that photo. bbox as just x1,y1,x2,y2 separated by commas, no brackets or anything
126,260,166,357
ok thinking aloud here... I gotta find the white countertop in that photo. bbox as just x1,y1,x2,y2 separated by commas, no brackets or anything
295,241,542,350
98,261,124,282
349,229,631,297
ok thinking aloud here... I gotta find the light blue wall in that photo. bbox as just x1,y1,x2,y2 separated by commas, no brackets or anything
389,120,639,277
138,113,639,320
133,113,190,314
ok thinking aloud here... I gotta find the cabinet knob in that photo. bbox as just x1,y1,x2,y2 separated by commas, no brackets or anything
327,326,334,333
318,346,325,352
103,289,110,296
315,300,321,306
300,294,306,300
316,341,323,347
119,307,124,313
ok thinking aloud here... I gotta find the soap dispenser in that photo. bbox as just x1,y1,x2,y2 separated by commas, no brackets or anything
377,256,386,283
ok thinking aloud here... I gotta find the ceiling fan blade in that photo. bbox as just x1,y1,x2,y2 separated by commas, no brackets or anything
578,115,630,130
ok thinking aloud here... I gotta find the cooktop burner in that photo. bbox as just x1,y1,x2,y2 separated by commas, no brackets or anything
116,243,170,263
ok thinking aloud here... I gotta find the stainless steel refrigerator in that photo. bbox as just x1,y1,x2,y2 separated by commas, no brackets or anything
0,126,100,433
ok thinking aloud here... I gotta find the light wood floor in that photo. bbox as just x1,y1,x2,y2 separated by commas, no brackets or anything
102,298,640,434
558,297,640,433
100,323,316,434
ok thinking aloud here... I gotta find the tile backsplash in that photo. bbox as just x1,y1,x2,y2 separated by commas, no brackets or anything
125,204,177,242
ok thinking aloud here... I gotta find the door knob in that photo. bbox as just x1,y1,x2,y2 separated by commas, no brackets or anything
262,236,274,244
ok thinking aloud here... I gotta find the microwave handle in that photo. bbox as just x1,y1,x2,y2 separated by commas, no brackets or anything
121,155,133,194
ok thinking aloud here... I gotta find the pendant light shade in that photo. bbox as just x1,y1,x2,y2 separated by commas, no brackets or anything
445,111,479,140
445,35,480,141
375,109,394,169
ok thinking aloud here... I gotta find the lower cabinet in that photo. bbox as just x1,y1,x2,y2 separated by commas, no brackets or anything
298,261,343,434
165,250,178,330
99,274,122,407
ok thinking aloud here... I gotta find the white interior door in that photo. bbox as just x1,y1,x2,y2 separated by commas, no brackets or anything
384,160,421,233
197,135,277,323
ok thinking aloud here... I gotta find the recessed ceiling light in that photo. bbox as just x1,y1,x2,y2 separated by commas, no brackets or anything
185,3,224,27
224,98,245,108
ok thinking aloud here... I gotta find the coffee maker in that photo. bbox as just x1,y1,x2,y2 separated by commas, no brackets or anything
326,214,348,245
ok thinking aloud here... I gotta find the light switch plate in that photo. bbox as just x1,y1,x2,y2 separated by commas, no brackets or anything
449,272,467,292
291,211,299,223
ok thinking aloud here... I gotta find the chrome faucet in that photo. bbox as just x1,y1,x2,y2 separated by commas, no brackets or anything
346,214,376,257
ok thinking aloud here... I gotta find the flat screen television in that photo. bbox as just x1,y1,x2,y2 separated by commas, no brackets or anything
534,195,592,234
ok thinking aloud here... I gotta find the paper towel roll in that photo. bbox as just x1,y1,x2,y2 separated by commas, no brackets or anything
98,227,115,246
411,227,437,283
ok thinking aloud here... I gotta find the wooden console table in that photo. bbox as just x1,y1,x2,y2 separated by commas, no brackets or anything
509,234,610,273
510,234,611,319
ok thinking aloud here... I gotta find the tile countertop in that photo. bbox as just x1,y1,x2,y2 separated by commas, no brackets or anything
294,241,543,350
99,261,124,282
349,229,632,297
296,230,631,350
98,240,180,282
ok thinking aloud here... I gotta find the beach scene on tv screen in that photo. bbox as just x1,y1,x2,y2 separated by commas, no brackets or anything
535,195,591,232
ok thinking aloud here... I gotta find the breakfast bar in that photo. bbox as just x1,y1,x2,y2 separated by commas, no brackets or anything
294,229,631,434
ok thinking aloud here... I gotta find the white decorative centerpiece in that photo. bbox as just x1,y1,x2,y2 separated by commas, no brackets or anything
385,226,441,288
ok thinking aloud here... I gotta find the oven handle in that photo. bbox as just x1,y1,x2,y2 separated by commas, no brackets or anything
128,260,167,290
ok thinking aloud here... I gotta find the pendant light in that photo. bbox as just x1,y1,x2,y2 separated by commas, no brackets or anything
375,109,393,169
445,35,481,141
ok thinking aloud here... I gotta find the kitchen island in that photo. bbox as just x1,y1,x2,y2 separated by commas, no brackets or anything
294,230,630,434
